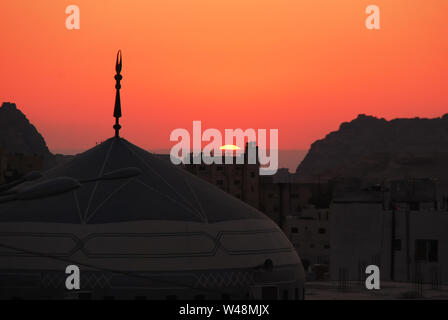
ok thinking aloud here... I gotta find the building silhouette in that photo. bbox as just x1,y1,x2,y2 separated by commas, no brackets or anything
183,147,334,275
330,178,448,285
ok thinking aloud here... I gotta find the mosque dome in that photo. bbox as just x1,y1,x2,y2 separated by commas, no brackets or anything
0,51,305,300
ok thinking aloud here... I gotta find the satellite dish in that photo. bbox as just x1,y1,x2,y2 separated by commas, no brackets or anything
17,177,81,201
253,258,275,271
263,259,274,271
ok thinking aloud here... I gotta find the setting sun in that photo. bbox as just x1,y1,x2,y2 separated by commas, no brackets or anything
220,144,241,151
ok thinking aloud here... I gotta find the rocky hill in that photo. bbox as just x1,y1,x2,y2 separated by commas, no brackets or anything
0,102,51,156
295,114,448,185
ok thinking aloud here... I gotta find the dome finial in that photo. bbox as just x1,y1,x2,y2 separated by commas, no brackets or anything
113,50,123,138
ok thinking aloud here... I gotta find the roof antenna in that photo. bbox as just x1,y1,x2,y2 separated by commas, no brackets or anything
113,50,123,138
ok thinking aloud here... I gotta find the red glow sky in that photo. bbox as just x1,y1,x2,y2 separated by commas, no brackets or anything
1,0,447,154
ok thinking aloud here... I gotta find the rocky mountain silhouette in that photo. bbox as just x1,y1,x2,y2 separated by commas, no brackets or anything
0,102,51,156
295,114,448,187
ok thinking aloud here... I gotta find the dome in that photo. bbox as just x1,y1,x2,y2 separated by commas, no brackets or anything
0,137,305,299
0,137,277,224
0,51,304,300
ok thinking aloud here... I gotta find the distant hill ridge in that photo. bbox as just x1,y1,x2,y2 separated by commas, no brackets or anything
295,113,448,184
3,102,448,184
0,102,51,156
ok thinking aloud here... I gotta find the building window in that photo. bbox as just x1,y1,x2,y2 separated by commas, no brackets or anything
394,239,402,251
318,228,326,234
217,166,223,171
291,227,298,233
291,193,299,199
324,244,330,249
410,202,420,211
250,186,255,192
282,290,289,300
235,194,241,199
415,239,438,262
216,180,224,185
234,180,241,185
250,172,256,178
199,165,206,171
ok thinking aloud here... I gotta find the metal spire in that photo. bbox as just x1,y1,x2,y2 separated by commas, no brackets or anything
113,50,123,138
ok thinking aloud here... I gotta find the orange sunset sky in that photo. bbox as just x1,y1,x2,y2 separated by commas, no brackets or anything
1,0,447,154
